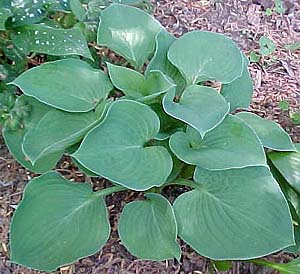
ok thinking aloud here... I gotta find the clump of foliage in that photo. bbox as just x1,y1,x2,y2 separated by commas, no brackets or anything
1,1,300,273
265,0,286,16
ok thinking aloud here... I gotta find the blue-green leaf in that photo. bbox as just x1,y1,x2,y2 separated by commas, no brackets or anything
146,30,186,93
97,4,162,69
167,31,244,85
221,61,253,111
169,115,267,170
107,62,175,101
73,100,173,191
23,110,100,164
174,166,294,260
236,112,296,151
11,59,113,112
163,85,230,138
118,193,181,261
10,172,110,272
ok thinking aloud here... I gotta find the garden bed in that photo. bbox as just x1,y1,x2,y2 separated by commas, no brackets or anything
0,0,299,273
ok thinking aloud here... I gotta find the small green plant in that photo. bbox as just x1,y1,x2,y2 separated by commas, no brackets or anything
274,0,285,14
1,2,300,273
249,36,276,65
290,112,300,125
279,100,290,111
249,50,261,63
259,35,276,56
265,0,286,16
285,42,300,51
278,100,300,125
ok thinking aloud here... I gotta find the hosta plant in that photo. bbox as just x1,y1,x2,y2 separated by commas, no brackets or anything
2,3,300,273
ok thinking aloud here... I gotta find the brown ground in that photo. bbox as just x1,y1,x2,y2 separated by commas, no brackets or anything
1,0,300,273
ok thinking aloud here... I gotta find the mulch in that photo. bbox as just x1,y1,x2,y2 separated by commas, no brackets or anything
0,0,299,273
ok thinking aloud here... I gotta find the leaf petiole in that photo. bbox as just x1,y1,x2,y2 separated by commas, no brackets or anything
94,185,127,197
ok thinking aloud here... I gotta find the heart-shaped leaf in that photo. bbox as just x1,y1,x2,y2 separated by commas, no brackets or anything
0,8,12,30
167,31,244,85
97,4,162,70
73,100,173,191
11,59,113,112
118,193,181,261
146,30,186,93
169,115,267,170
107,62,174,101
23,109,99,164
12,24,92,59
173,166,294,260
163,85,230,138
221,61,253,111
236,112,296,151
10,172,110,272
268,147,300,194
2,96,63,173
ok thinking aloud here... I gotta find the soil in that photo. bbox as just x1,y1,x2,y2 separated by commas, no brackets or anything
1,0,300,273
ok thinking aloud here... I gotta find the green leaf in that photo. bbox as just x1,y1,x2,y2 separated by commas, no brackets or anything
167,31,244,85
2,96,63,173
169,115,267,170
73,100,173,191
284,42,300,51
236,112,296,151
9,0,70,27
70,0,87,21
285,200,300,254
97,4,162,70
265,8,273,16
23,109,99,164
163,85,230,138
3,128,62,173
253,258,300,274
0,0,10,9
173,166,294,260
249,51,261,63
273,258,300,274
10,172,110,272
259,36,276,56
12,24,92,59
221,62,253,111
279,100,290,111
118,193,181,261
274,0,285,14
213,261,232,272
107,63,174,101
11,59,113,112
290,112,300,125
146,30,186,93
0,8,12,30
268,149,300,194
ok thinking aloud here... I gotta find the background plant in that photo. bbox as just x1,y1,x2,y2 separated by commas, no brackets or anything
0,1,300,273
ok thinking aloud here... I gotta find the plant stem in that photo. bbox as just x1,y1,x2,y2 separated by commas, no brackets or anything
248,259,281,272
94,185,127,197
